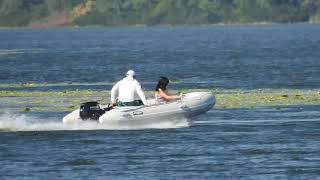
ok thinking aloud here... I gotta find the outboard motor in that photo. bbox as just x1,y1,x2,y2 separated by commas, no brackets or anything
79,101,106,121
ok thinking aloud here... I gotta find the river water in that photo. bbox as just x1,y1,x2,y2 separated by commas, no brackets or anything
0,24,320,179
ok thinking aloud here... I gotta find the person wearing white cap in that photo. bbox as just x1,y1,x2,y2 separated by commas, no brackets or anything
110,70,148,106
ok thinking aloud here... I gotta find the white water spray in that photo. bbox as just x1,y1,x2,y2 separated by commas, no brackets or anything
0,112,190,132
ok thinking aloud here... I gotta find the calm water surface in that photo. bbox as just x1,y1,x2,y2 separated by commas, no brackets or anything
0,24,320,179
0,23,320,89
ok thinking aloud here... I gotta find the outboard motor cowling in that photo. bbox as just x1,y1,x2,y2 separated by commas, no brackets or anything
79,102,105,121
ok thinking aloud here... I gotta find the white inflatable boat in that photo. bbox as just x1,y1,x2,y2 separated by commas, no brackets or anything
62,92,215,125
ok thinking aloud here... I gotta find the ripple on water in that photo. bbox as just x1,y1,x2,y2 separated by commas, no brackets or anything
58,159,97,166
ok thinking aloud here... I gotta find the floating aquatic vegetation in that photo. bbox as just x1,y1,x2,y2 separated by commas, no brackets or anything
215,89,320,109
170,79,182,83
0,81,163,89
22,107,31,112
0,48,44,56
0,90,109,97
0,88,319,113
0,49,24,56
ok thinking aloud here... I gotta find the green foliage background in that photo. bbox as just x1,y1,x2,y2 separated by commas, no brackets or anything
1,0,320,26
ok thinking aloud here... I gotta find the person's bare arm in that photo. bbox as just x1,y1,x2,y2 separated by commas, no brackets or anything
158,89,181,101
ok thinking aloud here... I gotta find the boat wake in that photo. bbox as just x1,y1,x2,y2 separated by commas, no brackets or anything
194,117,320,126
0,113,190,132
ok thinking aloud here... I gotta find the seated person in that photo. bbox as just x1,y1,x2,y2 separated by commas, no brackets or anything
111,70,147,106
154,77,181,104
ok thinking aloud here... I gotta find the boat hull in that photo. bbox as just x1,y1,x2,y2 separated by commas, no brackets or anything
62,92,215,125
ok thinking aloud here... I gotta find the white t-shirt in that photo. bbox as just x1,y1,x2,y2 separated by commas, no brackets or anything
111,77,147,105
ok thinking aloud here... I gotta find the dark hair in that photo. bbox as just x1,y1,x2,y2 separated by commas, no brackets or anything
155,77,169,91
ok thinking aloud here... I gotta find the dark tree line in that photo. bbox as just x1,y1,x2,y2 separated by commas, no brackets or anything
1,0,320,27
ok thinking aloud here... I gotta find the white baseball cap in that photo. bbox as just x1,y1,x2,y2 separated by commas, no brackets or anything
126,70,135,77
